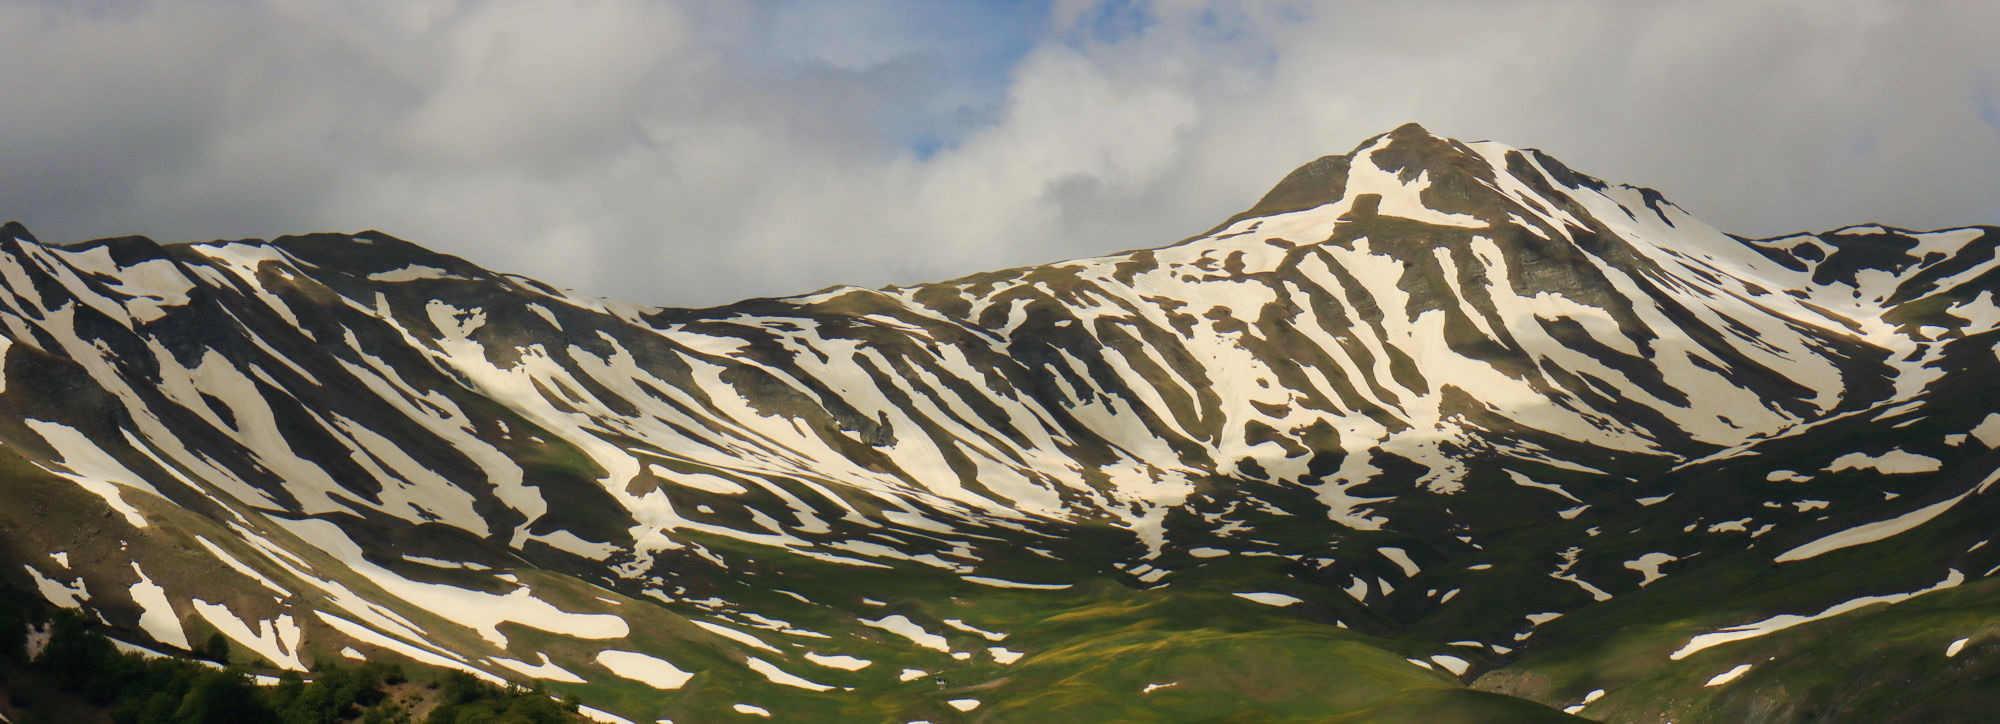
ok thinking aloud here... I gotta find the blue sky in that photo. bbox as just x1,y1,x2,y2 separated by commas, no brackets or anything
2,0,1997,305
752,0,1053,157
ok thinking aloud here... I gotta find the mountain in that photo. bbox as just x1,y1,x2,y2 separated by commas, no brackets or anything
2,123,1998,722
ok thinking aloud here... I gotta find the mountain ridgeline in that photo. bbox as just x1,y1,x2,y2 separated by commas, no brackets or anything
3,124,1999,722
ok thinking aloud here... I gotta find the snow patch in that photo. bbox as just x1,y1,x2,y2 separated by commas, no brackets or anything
859,615,950,652
1704,664,1753,687
190,600,303,670
577,706,635,724
1624,553,1676,586
745,657,832,691
1343,577,1369,601
692,620,780,653
1233,592,1303,607
1565,687,1607,713
367,265,459,282
1825,450,1941,474
25,420,158,528
804,652,872,671
276,518,628,646
1672,569,1965,660
1774,469,1998,563
1707,518,1752,533
127,563,188,650
491,652,586,684
1429,655,1469,675
1377,546,1421,576
1974,413,2000,448
193,536,291,597
596,650,693,689
24,565,88,608
960,575,1071,590
941,618,1006,641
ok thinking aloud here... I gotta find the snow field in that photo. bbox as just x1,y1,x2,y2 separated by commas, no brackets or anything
595,650,693,689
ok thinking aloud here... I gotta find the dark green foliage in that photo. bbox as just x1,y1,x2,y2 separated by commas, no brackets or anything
37,609,134,704
9,609,577,723
0,596,27,663
199,632,230,664
170,669,279,724
265,661,400,723
25,610,275,722
425,672,577,724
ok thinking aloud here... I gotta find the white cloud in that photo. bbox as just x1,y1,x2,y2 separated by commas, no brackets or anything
388,0,688,167
0,0,1995,306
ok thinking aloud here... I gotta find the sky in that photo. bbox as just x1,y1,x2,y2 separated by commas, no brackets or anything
3,0,1998,307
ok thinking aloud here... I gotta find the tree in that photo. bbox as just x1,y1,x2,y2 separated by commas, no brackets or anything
171,669,279,724
199,632,230,664
0,597,27,662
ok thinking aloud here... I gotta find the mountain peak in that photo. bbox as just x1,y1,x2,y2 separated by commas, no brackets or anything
1229,122,1501,228
1,220,36,243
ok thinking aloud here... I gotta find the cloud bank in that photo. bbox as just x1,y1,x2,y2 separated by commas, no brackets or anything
3,0,1997,306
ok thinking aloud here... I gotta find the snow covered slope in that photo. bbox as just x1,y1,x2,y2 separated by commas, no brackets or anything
3,124,1998,722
